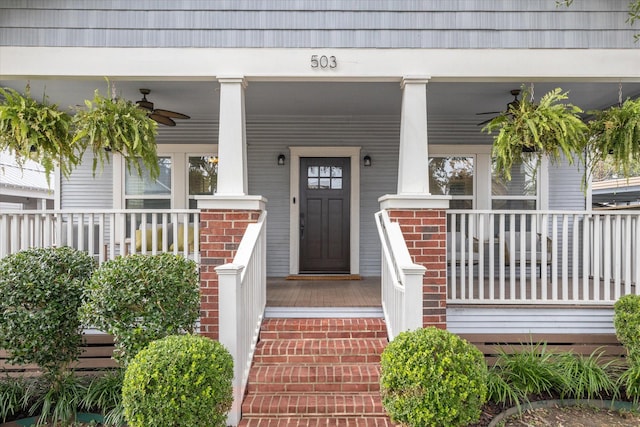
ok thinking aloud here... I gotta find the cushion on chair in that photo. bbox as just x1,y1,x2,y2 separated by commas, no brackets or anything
134,228,162,251
169,224,195,252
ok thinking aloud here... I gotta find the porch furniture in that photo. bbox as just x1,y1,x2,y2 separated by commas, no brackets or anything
447,231,480,266
502,232,552,278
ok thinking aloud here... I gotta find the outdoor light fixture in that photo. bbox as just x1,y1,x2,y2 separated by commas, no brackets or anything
277,154,286,165
363,155,372,167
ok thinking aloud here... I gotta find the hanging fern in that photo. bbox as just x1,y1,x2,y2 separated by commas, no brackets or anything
0,86,80,183
483,87,589,180
587,97,640,180
72,83,159,180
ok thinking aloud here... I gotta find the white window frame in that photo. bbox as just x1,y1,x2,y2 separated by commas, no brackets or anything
429,145,547,211
113,144,218,210
187,152,219,208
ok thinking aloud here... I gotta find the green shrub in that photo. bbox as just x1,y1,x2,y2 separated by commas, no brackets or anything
81,253,200,366
614,294,640,358
492,342,560,398
122,335,233,427
0,247,96,377
620,355,640,404
553,350,618,399
0,377,28,422
380,327,488,427
82,370,125,427
486,367,526,410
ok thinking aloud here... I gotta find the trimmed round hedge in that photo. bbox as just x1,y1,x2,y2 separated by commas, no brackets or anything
380,327,488,427
81,253,200,366
122,334,233,427
0,247,95,375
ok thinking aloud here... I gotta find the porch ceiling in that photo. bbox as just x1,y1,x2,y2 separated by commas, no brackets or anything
0,78,639,137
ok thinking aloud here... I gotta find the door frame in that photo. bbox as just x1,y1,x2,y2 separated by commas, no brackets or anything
289,146,361,275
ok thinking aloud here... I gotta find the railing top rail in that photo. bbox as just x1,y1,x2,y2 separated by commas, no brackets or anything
0,209,201,215
375,210,425,275
447,209,640,216
233,211,267,277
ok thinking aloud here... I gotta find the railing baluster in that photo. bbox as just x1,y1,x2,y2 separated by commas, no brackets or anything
519,213,526,301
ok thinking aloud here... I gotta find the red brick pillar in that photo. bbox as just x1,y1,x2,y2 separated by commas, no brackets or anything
387,208,447,329
199,209,261,340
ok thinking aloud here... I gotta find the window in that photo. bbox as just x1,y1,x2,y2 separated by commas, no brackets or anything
491,154,538,210
307,165,342,190
429,156,474,209
125,157,172,210
188,155,217,209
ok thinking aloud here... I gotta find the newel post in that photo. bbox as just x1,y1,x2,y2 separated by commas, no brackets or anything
402,264,426,331
215,263,244,427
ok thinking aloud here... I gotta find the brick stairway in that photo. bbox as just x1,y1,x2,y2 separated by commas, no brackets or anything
238,318,397,426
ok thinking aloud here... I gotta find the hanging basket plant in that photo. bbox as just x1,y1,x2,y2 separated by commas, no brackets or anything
587,97,640,180
72,82,159,179
483,87,589,180
0,85,80,183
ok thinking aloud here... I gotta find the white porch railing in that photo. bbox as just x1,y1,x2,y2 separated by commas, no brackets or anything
375,210,425,340
447,210,640,305
216,211,267,427
0,209,200,263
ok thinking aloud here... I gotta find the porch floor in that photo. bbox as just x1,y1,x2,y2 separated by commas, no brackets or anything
266,277,381,307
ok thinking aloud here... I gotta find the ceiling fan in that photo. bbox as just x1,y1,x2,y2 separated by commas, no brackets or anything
476,89,521,126
136,88,190,126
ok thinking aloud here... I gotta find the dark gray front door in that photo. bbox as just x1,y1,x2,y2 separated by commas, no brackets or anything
299,157,350,273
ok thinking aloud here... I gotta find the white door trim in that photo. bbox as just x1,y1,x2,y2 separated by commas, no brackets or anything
289,146,361,275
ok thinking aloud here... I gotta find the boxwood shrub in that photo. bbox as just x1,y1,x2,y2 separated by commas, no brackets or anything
0,247,95,376
380,327,488,427
122,334,233,427
614,294,640,358
81,253,200,366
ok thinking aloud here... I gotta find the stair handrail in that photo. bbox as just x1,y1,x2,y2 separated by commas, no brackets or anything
375,210,425,340
216,210,267,426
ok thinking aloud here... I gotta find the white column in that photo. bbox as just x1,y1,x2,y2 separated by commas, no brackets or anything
398,77,430,195
216,77,248,196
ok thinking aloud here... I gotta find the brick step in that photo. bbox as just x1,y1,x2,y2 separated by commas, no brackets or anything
238,417,398,427
247,364,381,393
260,318,387,339
253,338,386,364
241,393,387,417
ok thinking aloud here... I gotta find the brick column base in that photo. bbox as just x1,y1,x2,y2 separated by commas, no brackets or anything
387,209,447,329
199,209,261,340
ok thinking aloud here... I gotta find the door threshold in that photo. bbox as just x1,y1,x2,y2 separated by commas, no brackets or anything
286,274,362,281
264,306,383,318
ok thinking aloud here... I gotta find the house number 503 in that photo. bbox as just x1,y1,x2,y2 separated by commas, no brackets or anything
311,55,337,69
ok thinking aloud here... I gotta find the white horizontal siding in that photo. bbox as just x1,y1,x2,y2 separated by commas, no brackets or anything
60,150,113,210
447,306,615,334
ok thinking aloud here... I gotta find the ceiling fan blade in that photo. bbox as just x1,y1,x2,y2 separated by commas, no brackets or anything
153,109,190,119
149,113,176,126
477,116,497,126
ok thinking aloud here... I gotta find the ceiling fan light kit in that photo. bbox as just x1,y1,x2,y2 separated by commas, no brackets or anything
136,88,190,126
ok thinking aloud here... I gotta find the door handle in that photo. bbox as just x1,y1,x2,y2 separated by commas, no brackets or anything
300,213,305,240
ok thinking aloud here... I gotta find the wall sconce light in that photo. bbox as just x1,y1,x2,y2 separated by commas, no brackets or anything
363,155,372,167
277,154,286,166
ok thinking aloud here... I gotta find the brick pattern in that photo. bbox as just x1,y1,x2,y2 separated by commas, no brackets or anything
387,209,447,329
239,318,399,426
198,209,261,340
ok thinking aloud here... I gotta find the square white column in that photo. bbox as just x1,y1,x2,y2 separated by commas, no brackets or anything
398,77,430,195
216,77,248,196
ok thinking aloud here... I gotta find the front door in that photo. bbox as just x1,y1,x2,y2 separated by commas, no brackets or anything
299,157,350,273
